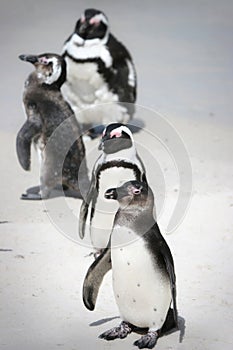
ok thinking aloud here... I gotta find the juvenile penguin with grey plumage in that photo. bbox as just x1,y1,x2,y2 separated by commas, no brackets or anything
62,8,137,137
83,180,178,349
79,123,147,254
16,53,89,199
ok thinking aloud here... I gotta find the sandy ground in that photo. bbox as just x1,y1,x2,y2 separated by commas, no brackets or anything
1,1,233,349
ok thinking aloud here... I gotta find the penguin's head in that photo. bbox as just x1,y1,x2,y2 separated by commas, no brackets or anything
19,53,66,87
98,123,133,154
105,180,152,209
74,8,109,42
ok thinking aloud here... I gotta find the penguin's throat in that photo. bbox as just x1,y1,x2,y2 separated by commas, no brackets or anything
117,205,155,229
72,33,85,46
104,146,136,162
72,31,109,47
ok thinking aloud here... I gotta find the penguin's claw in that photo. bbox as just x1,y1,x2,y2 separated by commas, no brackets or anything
84,249,104,259
134,331,158,349
99,321,132,341
94,249,105,260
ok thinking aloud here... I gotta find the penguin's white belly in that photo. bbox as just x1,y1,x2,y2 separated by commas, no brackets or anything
111,227,172,330
64,60,104,103
90,167,136,249
62,59,129,125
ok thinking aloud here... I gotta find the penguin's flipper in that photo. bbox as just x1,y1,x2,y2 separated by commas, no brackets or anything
160,307,177,336
135,153,148,184
79,173,97,239
159,234,179,330
164,256,178,329
79,200,90,239
16,119,42,170
83,248,111,311
108,36,136,105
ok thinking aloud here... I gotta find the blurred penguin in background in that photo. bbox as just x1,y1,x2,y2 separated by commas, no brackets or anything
62,8,137,138
16,53,89,200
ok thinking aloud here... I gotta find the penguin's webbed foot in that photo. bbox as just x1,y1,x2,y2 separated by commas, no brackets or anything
134,331,158,349
20,185,42,200
21,192,42,200
99,321,132,341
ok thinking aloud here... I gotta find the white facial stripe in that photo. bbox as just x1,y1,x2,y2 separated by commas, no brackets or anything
45,57,61,85
71,33,85,46
89,17,100,25
80,14,85,23
110,129,122,138
113,125,133,140
90,13,108,26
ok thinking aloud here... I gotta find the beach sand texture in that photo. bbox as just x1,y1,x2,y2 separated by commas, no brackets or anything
0,1,233,349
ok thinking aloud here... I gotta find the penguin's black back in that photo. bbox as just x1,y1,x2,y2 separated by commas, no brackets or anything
107,34,137,103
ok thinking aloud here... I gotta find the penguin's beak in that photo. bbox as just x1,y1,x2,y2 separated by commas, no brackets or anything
19,54,39,64
79,21,89,35
98,133,111,151
104,188,117,200
98,135,107,151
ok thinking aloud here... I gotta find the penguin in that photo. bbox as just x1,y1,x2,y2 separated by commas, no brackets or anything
62,8,137,137
16,53,90,199
83,180,178,349
79,123,147,253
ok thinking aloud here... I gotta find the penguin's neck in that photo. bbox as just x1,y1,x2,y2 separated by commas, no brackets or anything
64,32,111,67
115,206,155,233
29,72,61,91
103,146,137,163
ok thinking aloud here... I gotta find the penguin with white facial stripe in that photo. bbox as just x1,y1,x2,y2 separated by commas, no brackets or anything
83,180,178,349
79,123,147,253
16,53,89,199
62,8,137,137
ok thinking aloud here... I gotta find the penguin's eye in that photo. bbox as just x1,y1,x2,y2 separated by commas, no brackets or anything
133,189,141,195
132,185,142,195
28,102,36,110
39,57,49,65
